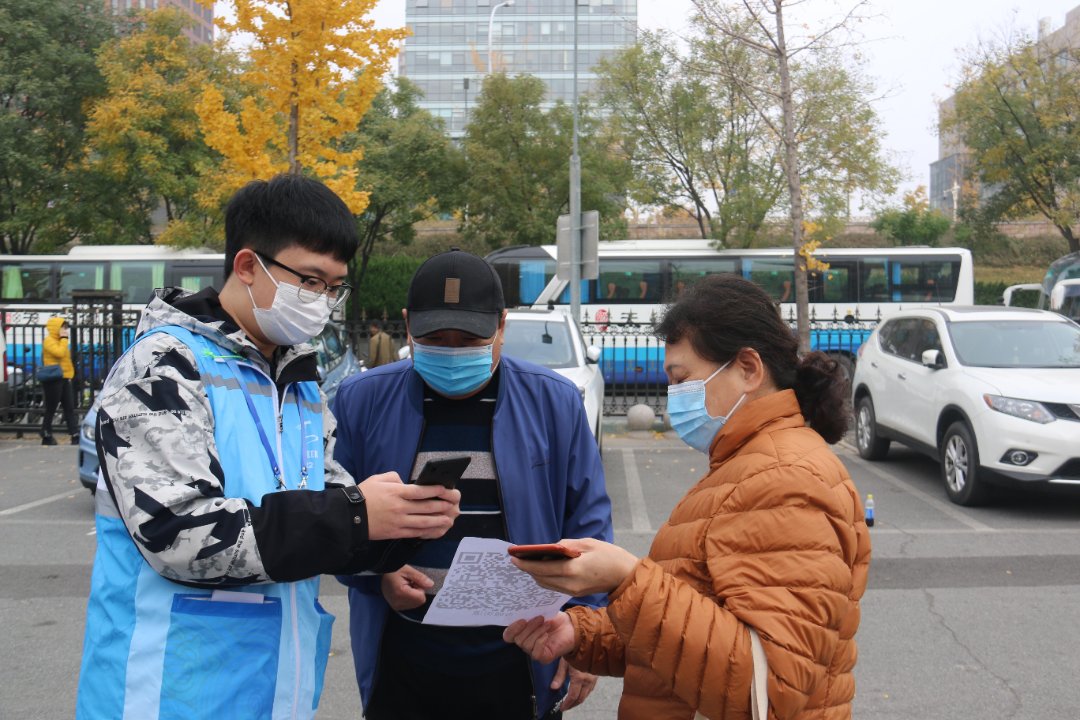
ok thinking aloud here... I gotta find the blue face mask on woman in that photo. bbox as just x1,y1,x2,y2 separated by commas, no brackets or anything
412,340,495,397
666,360,747,453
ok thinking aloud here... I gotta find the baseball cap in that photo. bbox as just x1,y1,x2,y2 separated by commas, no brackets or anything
406,248,505,338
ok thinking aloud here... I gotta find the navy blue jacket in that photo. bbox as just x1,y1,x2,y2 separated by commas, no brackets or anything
333,355,613,717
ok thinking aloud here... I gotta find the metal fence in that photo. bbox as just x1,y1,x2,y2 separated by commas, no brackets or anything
1,302,881,434
1,292,132,434
341,314,880,417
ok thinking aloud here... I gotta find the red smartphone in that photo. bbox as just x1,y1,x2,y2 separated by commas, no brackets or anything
507,543,581,561
414,457,471,489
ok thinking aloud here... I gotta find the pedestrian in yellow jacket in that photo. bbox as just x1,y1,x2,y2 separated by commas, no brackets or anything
506,274,871,720
41,316,78,445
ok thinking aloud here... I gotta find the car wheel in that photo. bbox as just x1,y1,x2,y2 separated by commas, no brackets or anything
855,395,890,460
941,421,989,506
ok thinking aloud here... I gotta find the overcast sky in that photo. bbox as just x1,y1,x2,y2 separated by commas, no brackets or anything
218,1,1078,207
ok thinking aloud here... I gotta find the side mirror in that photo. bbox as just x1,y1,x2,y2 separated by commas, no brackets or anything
398,345,411,360
586,346,601,364
921,349,944,369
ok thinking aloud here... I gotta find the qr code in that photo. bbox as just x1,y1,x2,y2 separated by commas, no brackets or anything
433,550,564,612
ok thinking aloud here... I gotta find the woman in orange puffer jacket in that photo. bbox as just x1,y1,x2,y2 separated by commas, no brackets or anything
506,274,871,720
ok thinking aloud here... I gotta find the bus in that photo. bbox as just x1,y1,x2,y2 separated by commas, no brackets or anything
487,240,975,383
1,245,225,391
1003,251,1080,321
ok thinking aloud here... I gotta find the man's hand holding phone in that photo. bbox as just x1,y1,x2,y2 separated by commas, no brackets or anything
359,471,461,541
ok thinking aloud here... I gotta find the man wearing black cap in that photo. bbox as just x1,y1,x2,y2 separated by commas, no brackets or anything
333,248,613,719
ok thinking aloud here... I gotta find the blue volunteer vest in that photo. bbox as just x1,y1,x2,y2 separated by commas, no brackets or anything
77,326,332,720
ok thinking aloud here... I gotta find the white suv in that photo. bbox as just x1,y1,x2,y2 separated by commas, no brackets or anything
851,306,1080,505
500,308,605,450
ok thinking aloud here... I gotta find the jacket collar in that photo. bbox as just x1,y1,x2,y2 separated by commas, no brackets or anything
136,287,318,383
707,389,805,468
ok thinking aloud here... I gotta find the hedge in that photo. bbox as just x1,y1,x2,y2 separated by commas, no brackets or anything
974,281,1039,307
350,255,425,318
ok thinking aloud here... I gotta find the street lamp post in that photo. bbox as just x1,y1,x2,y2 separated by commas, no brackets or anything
569,0,582,325
487,0,515,74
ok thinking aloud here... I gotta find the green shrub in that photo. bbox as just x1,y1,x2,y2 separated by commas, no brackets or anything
974,281,1039,307
349,256,424,318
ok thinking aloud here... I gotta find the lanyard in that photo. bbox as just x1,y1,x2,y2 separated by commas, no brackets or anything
225,359,308,490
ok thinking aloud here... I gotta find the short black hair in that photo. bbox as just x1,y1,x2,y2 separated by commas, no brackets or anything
223,174,359,278
369,319,383,331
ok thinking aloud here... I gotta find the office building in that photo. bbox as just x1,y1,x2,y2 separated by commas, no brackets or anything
930,5,1080,215
105,0,214,45
401,0,638,137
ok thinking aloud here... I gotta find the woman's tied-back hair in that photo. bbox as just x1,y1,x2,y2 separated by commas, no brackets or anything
655,273,850,443
223,174,360,278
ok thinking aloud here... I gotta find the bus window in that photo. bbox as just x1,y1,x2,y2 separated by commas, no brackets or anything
167,260,224,293
668,258,739,299
175,273,217,292
812,261,855,303
744,257,793,303
596,260,662,303
57,262,106,299
891,257,960,302
858,258,890,303
111,261,165,304
557,280,592,305
1,263,52,300
491,257,555,306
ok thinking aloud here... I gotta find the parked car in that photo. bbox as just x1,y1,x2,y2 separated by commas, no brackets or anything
395,307,605,450
851,306,1080,505
78,322,361,492
501,308,605,450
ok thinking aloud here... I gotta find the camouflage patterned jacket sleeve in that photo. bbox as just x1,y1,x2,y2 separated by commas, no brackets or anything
96,332,377,587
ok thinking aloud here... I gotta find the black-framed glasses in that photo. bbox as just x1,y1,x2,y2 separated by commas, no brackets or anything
255,252,353,310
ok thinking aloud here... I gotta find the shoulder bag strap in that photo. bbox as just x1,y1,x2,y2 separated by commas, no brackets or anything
694,626,769,720
748,627,768,720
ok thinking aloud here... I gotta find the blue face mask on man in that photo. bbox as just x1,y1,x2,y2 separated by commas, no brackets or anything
412,339,495,397
666,360,747,453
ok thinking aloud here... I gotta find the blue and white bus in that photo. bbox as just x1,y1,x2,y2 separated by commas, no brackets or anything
487,240,975,383
1,245,225,387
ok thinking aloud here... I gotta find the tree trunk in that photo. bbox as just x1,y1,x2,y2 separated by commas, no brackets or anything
288,101,300,175
773,1,810,353
1058,224,1079,255
288,55,300,175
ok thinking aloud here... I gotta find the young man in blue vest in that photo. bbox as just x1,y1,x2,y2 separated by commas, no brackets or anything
333,249,613,719
76,175,461,720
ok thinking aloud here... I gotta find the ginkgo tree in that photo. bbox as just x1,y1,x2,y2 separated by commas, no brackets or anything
83,7,235,247
195,0,406,215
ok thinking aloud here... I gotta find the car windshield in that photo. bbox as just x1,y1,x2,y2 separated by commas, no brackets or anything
502,318,577,369
949,320,1080,368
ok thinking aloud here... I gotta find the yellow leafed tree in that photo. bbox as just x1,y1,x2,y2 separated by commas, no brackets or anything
195,0,406,214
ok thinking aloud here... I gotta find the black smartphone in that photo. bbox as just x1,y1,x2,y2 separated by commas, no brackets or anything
414,457,472,490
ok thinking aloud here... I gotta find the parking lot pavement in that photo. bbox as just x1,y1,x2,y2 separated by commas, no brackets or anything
5,428,1080,719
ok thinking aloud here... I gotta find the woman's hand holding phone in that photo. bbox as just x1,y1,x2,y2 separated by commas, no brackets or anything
508,538,640,596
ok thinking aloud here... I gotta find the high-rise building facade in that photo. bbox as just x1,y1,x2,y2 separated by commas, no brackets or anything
105,0,214,45
401,0,638,137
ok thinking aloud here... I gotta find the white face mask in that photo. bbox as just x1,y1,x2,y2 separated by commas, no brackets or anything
247,255,331,346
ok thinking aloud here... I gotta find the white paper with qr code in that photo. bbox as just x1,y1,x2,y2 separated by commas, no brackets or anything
422,537,570,627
